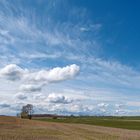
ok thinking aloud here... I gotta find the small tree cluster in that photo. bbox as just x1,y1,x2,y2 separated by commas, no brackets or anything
21,104,33,119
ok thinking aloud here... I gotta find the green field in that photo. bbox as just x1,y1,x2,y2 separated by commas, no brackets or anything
33,116,140,130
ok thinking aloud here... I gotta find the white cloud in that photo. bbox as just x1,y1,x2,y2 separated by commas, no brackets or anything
0,64,80,94
98,103,108,108
24,64,80,83
0,64,26,81
115,104,124,109
15,93,27,100
68,104,95,115
33,93,46,101
115,109,126,115
20,52,61,60
0,64,80,84
0,103,10,108
69,104,83,112
47,93,73,104
80,27,89,32
19,84,42,92
80,24,102,32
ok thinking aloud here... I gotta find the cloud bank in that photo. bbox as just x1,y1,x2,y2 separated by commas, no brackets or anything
0,64,80,93
0,64,79,82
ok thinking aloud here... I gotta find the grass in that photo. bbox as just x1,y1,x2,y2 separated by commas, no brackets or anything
0,116,140,140
33,116,140,130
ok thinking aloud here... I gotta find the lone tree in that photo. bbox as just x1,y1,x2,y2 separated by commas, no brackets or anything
21,104,34,119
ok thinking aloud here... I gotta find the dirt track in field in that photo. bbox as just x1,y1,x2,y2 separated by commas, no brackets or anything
0,116,140,140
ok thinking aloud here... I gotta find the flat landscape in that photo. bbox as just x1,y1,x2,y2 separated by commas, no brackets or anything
0,116,140,140
34,116,140,130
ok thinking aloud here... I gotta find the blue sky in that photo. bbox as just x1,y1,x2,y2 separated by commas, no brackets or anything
0,0,140,116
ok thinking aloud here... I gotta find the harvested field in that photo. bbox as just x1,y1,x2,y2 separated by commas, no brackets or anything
0,116,140,140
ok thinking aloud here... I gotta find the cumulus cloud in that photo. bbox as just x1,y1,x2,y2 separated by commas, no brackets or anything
15,93,27,100
69,104,85,112
47,93,73,104
98,103,108,108
0,64,25,81
33,102,95,115
33,93,46,100
0,64,80,92
0,103,10,108
97,103,109,114
0,64,80,83
19,84,42,92
24,64,80,83
115,104,124,109
115,109,126,115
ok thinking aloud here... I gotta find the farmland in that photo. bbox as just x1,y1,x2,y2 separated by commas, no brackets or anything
0,116,140,140
33,116,140,130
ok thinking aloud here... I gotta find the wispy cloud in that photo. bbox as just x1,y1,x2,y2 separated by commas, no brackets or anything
0,0,140,115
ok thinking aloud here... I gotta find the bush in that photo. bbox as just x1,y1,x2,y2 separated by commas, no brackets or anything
53,116,57,119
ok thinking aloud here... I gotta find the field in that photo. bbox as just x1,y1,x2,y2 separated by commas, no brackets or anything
33,116,140,130
0,116,140,140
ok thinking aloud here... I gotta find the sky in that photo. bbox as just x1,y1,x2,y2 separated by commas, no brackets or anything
0,0,140,116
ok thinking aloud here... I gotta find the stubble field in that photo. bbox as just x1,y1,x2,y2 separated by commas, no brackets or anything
0,116,140,140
